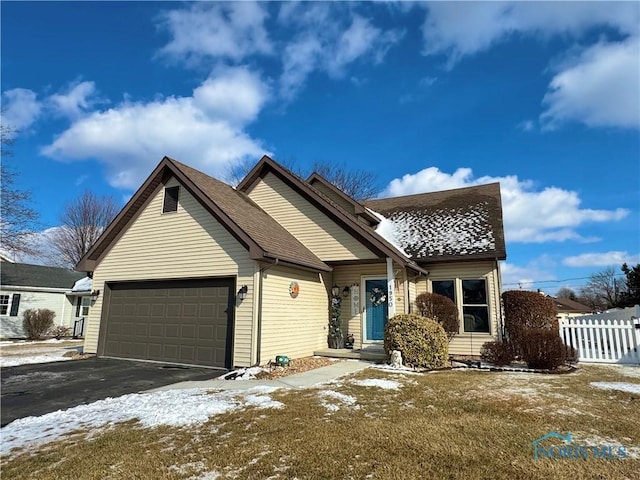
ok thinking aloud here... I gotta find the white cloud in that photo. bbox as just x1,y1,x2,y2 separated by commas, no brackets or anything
541,38,640,129
500,261,555,292
156,2,272,64
42,67,270,190
48,81,102,119
382,167,629,244
1,88,42,131
421,2,639,65
563,251,640,268
278,5,403,99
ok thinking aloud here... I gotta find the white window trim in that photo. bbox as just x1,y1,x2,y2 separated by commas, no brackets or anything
0,294,9,315
429,277,493,335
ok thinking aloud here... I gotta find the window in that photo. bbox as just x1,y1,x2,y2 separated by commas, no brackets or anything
162,186,179,213
9,294,20,316
431,278,490,334
75,296,91,317
0,295,9,315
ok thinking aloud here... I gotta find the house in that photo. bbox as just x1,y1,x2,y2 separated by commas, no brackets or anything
0,261,91,339
552,297,593,317
76,155,506,369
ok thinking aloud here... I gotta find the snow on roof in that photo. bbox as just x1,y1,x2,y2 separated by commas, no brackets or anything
367,208,411,258
386,203,496,259
368,204,495,260
72,276,92,292
364,183,506,261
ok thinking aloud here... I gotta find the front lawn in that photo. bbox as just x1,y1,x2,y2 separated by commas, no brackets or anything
2,364,639,479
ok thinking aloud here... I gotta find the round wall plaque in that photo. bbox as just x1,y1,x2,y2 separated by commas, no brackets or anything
289,281,300,298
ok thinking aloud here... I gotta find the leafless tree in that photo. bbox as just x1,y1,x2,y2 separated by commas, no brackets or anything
579,267,626,310
225,157,380,201
48,191,120,267
0,123,40,258
555,287,577,300
310,161,379,201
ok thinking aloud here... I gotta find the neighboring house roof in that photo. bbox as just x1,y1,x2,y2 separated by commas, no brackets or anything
364,183,507,263
306,172,380,226
76,157,330,273
238,156,427,274
553,297,593,314
0,261,84,289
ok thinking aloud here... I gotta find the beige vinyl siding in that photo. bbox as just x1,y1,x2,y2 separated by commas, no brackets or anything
259,265,329,362
417,260,502,356
332,262,408,349
84,177,256,367
61,295,77,329
0,288,71,338
310,181,357,215
247,173,377,261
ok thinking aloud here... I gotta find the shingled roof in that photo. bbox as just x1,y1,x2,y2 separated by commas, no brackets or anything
552,297,593,314
77,157,330,273
238,156,428,274
1,261,85,289
364,183,506,263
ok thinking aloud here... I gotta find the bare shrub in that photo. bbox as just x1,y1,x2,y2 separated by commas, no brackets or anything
480,340,515,366
23,308,56,340
48,325,71,340
415,292,459,341
502,290,558,356
520,329,571,370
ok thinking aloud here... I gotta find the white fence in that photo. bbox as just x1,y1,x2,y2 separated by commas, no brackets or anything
558,305,640,365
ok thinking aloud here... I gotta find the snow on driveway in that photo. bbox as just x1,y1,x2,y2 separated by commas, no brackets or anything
1,386,283,457
0,340,82,367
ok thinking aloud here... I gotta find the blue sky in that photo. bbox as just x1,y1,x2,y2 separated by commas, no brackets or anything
2,1,639,294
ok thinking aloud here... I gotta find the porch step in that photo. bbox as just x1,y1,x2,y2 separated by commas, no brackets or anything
314,348,388,362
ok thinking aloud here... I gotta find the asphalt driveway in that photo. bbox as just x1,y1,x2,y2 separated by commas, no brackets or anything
1,358,225,427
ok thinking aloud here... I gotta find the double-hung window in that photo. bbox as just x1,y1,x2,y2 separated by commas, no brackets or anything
75,296,91,317
0,295,9,315
431,278,490,334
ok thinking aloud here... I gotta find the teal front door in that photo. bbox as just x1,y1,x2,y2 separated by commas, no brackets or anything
364,278,388,341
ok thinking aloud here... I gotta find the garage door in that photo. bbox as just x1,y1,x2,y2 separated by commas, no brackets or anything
100,278,234,368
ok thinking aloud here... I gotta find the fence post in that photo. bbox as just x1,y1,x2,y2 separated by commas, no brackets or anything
632,306,640,365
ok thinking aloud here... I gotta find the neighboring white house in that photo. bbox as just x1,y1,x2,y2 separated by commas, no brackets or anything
0,261,91,339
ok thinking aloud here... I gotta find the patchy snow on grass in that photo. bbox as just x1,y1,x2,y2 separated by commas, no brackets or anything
578,434,640,460
591,382,640,394
373,364,421,375
0,387,284,457
318,390,358,412
352,379,401,390
598,364,640,379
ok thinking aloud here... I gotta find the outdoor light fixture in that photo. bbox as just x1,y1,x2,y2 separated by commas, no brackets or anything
331,284,340,297
342,286,350,298
238,285,248,301
90,289,100,298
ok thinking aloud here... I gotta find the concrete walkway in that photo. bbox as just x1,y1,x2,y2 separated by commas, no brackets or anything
150,360,372,392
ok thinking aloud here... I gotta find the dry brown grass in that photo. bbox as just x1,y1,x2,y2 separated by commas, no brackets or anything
256,356,340,379
2,364,639,479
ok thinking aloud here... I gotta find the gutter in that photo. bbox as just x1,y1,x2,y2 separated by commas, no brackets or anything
254,258,278,367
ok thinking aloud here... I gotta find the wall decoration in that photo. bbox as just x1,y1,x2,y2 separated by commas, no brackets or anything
289,281,299,298
351,284,360,316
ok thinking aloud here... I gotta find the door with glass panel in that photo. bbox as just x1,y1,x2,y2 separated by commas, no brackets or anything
363,278,388,342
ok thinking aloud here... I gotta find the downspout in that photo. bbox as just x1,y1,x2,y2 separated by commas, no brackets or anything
254,258,279,367
496,259,505,339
